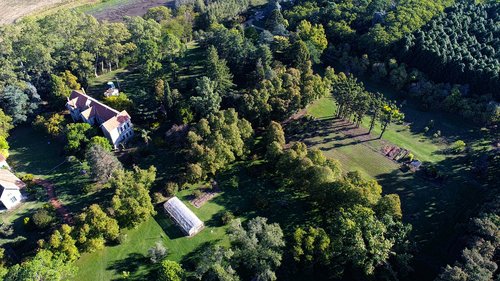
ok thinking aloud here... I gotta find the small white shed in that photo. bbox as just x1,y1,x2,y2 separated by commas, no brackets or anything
163,197,204,236
0,169,25,210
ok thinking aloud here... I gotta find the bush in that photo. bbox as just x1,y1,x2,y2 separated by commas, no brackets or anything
192,189,203,199
165,182,179,197
153,192,167,204
227,176,239,189
451,140,466,154
221,211,235,225
406,153,415,162
148,242,168,263
117,233,128,245
85,237,106,252
31,209,54,229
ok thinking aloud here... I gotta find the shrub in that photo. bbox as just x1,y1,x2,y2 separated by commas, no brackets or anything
406,153,414,162
117,233,128,245
228,176,239,189
153,192,167,204
165,182,179,197
193,189,203,199
423,126,429,133
148,242,168,263
221,211,235,225
158,260,184,281
31,209,54,229
85,237,106,252
451,140,466,154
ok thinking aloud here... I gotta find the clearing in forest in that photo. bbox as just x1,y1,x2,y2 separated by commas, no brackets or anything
296,96,488,278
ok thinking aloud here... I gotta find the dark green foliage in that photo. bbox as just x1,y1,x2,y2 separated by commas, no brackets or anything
402,1,500,97
435,194,500,281
4,250,77,281
186,109,253,181
0,84,41,125
31,209,55,229
229,217,285,281
110,166,157,228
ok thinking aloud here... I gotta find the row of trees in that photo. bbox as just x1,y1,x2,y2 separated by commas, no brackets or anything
328,69,404,137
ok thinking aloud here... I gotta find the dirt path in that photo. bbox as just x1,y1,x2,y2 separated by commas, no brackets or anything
34,178,74,225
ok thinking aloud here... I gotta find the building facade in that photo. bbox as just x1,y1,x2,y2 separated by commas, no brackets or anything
66,90,133,148
0,169,25,210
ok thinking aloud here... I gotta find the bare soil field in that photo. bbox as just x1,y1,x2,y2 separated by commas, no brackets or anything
0,0,94,24
0,0,171,25
90,0,173,22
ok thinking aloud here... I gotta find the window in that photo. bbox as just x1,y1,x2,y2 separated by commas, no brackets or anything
10,196,17,203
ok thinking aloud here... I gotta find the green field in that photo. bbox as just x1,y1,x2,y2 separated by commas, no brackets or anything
303,97,487,278
74,186,229,280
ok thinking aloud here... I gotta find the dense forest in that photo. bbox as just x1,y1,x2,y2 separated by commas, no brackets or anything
0,0,497,280
401,1,500,98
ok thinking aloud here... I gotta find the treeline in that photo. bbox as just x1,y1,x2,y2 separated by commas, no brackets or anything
324,44,499,124
0,6,194,101
436,190,499,281
401,1,500,98
263,122,413,280
283,0,454,53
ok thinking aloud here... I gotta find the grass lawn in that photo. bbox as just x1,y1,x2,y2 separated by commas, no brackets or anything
1,126,63,242
302,96,487,279
8,126,66,177
73,160,310,281
74,186,229,281
307,97,447,163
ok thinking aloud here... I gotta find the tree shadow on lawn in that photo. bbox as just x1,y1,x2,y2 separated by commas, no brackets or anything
180,240,219,270
47,164,114,214
375,154,487,281
107,252,151,281
153,212,185,240
211,162,317,234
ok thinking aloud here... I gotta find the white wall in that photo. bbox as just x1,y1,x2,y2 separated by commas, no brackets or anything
1,189,22,210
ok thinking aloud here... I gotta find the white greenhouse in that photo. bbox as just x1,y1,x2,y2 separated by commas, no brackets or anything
163,197,204,236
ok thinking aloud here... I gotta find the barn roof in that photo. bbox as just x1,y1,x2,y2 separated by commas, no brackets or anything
163,197,204,236
0,169,25,194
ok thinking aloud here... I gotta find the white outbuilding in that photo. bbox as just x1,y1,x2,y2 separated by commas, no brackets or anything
163,197,204,236
0,169,25,210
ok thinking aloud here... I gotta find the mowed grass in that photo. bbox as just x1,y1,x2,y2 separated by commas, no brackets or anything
307,97,447,163
8,126,66,177
302,97,487,278
74,187,229,281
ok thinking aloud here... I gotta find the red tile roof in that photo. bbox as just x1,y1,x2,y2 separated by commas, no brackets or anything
67,90,129,131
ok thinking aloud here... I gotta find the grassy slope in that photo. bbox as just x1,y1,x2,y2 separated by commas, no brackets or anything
307,97,447,163
305,97,486,278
